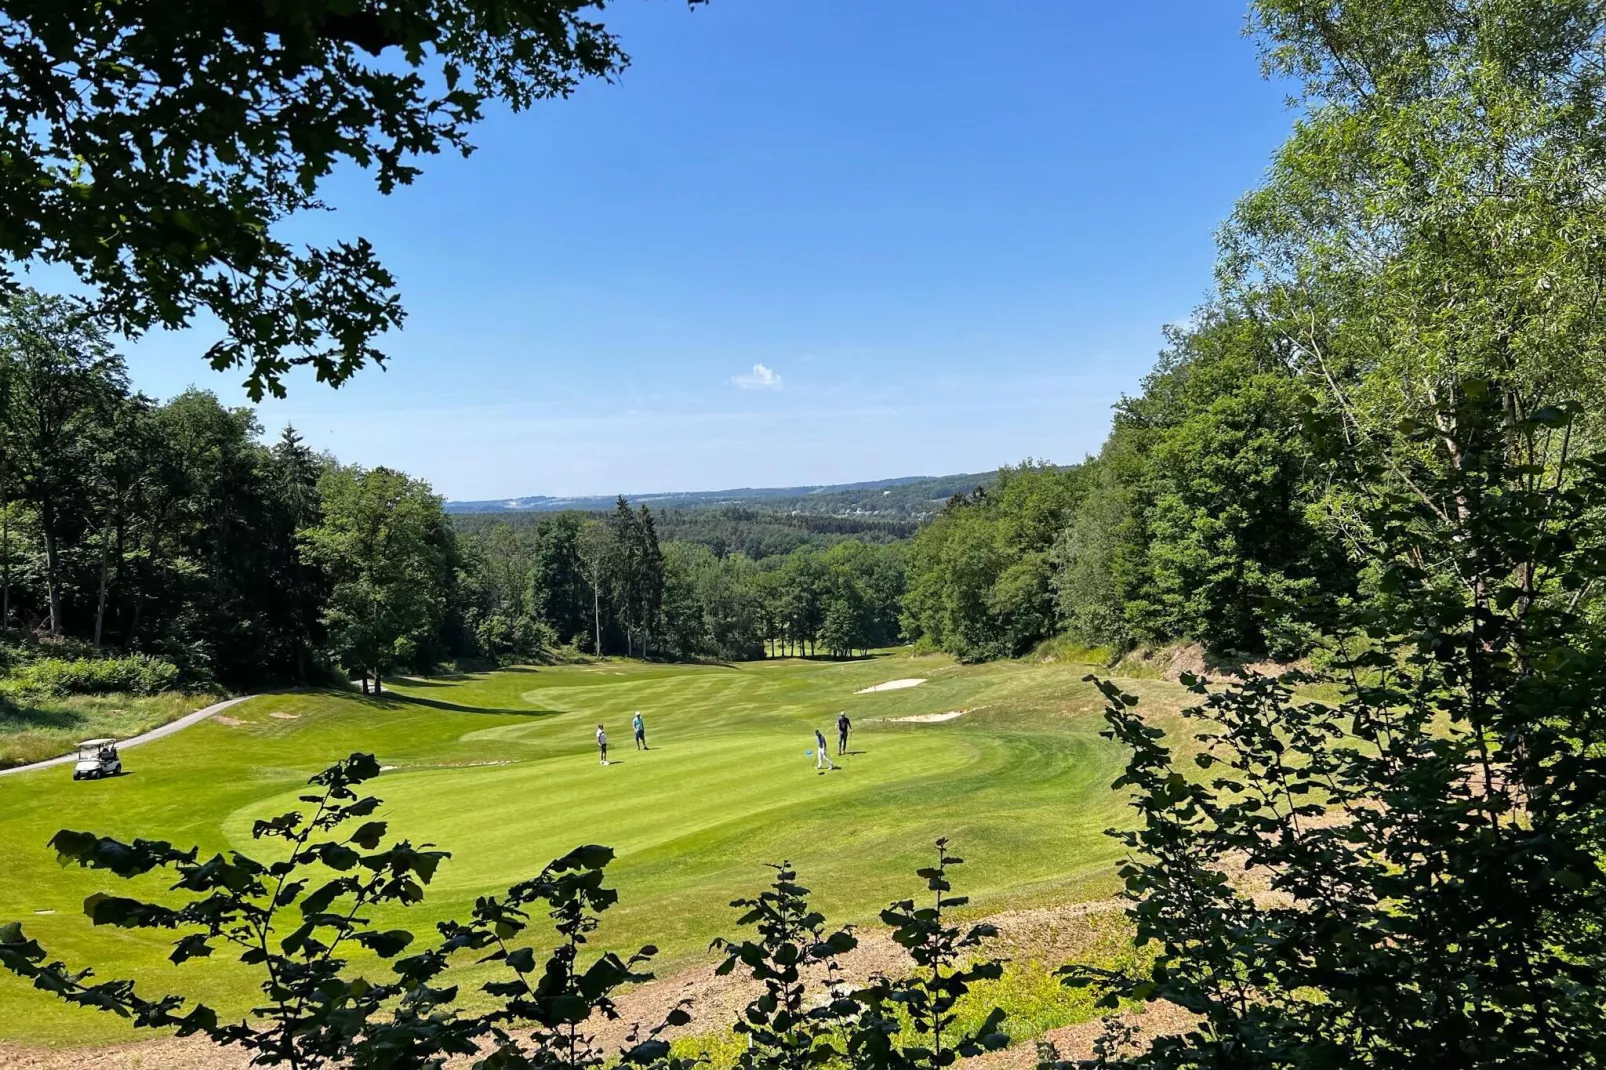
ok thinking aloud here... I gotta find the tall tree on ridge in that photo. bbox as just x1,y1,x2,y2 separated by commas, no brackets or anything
268,426,330,680
606,497,642,656
576,518,611,657
635,504,665,658
84,394,154,648
301,465,451,694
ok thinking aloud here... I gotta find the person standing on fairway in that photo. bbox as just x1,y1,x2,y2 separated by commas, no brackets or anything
596,724,609,765
814,728,836,772
836,711,851,755
633,710,647,750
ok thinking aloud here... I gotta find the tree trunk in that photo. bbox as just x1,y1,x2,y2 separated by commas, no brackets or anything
361,671,369,695
373,670,382,695
94,533,110,648
1,468,9,630
593,584,602,656
41,516,63,635
113,514,128,647
132,527,161,646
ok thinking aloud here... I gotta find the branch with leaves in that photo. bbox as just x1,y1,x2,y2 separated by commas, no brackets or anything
712,862,860,1070
851,839,1009,1070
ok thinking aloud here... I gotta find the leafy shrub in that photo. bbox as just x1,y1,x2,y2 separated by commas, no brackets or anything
1062,396,1606,1066
5,654,181,697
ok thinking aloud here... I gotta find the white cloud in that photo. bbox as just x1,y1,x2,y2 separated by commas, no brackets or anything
731,363,783,390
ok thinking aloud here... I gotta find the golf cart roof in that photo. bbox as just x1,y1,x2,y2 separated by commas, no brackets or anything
78,738,116,747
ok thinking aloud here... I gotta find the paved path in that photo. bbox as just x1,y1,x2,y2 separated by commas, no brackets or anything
0,695,256,779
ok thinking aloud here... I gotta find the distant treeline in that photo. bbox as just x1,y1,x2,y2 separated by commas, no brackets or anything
459,504,905,662
456,506,916,560
449,472,993,521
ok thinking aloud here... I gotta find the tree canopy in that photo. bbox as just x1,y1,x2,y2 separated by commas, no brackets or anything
0,0,703,398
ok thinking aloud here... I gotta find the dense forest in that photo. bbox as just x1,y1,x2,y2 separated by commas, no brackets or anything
0,293,906,691
455,501,904,664
902,315,1356,663
11,264,1597,687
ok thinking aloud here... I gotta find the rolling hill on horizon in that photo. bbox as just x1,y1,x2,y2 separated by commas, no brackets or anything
445,471,996,519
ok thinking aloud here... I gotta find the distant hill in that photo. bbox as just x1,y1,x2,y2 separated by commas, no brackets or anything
446,472,994,520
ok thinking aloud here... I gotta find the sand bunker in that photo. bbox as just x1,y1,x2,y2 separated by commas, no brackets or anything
269,712,299,720
856,678,927,694
215,716,244,726
891,710,967,723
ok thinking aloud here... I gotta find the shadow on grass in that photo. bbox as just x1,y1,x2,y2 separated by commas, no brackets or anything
0,702,91,733
342,689,559,718
760,652,894,664
393,664,555,688
392,676,467,687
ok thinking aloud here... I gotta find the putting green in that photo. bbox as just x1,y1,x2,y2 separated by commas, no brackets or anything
0,653,1196,1049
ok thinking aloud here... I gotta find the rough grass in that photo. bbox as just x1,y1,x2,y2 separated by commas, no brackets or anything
0,690,224,769
0,653,1203,1050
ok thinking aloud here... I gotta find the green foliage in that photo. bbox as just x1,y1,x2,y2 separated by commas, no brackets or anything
2,654,180,698
650,509,917,559
904,462,1084,661
0,290,128,638
713,863,860,1070
457,509,907,663
712,846,1012,1070
0,0,707,399
300,465,457,690
1047,313,1350,660
1065,388,1606,1067
0,296,339,686
851,840,1009,1070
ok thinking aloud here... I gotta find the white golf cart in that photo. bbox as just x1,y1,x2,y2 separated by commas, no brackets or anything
72,738,122,781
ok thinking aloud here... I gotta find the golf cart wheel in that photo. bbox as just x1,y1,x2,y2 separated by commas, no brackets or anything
72,771,81,781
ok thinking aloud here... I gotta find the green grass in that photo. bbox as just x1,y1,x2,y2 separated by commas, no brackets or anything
0,652,1202,1049
0,690,224,769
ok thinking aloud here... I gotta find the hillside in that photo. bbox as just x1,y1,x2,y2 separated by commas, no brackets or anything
445,471,994,519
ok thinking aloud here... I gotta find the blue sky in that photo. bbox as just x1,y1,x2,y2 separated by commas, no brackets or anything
117,1,1293,502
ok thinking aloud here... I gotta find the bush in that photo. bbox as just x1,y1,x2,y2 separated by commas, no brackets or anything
5,654,181,697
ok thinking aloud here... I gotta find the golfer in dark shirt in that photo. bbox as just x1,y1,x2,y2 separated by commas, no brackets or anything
836,711,851,755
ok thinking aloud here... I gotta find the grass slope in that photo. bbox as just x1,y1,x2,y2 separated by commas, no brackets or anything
0,690,225,769
0,653,1199,1049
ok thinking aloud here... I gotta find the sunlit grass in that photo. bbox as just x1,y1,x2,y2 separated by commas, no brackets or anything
0,653,1201,1049
0,690,224,768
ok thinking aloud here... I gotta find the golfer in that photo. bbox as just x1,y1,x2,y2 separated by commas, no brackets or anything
814,728,837,772
836,711,851,755
633,710,648,750
596,723,609,765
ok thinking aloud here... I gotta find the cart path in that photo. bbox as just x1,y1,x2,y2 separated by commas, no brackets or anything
0,695,256,779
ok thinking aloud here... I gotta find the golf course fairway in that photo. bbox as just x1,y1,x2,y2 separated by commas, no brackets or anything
0,652,1197,1050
